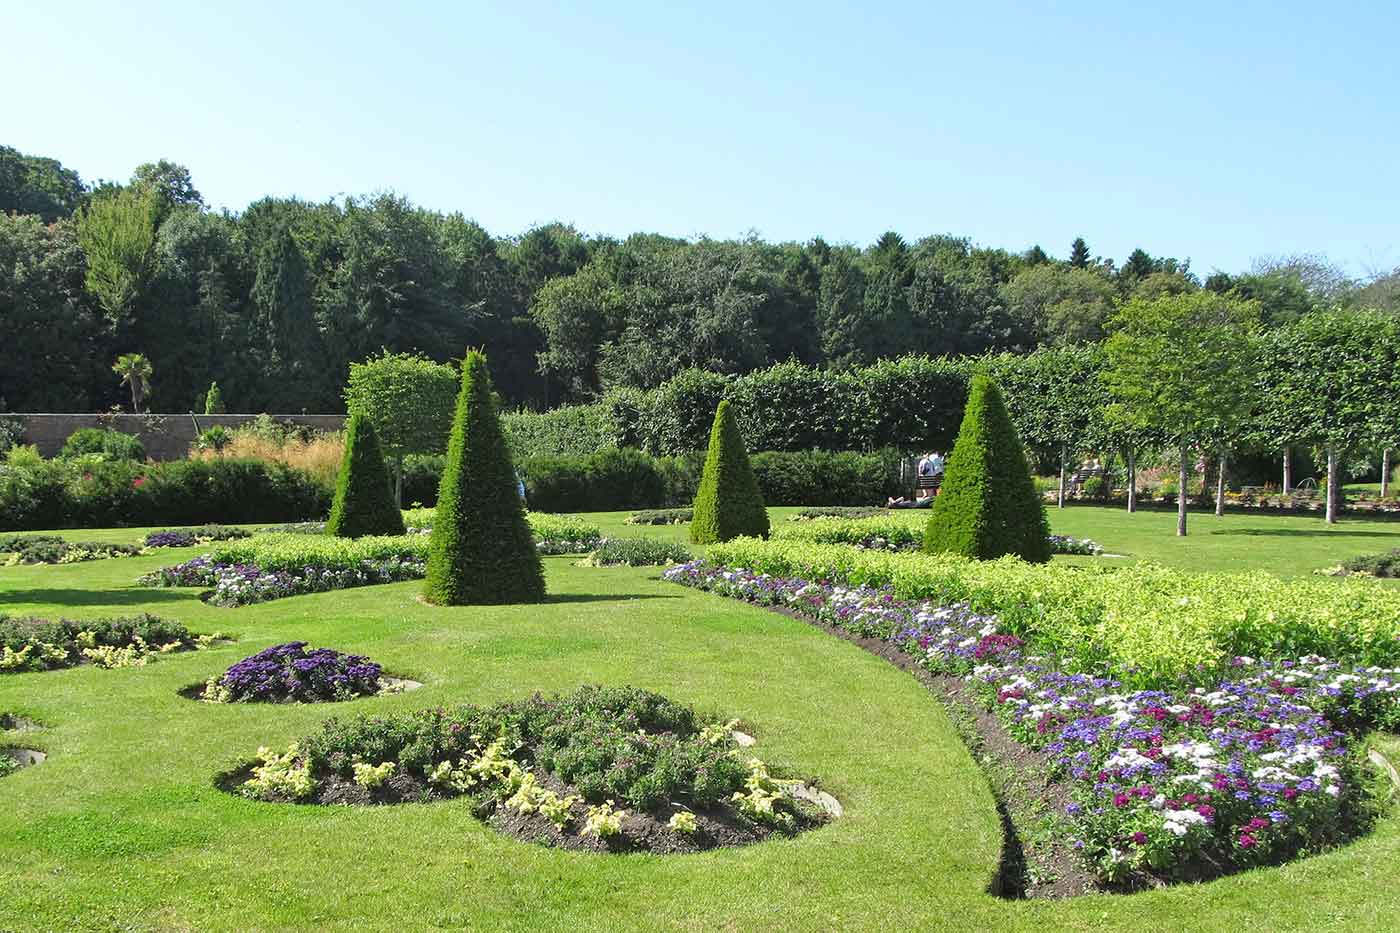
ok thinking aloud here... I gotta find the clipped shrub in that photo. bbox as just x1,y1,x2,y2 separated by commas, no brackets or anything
587,537,692,567
627,508,693,525
749,449,902,506
423,351,545,605
690,401,769,544
924,375,1050,563
57,427,145,462
501,403,618,459
327,412,405,538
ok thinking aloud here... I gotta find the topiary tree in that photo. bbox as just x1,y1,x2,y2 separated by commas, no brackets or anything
423,350,544,605
923,374,1051,562
689,400,769,544
326,411,405,538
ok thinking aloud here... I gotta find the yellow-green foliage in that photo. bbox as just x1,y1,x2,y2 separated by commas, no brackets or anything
773,515,923,549
707,538,1400,684
212,533,428,572
690,400,769,544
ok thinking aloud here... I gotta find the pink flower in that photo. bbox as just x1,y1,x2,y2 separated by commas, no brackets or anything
1238,833,1257,848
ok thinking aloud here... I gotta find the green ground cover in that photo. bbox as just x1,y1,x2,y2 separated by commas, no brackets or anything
2,510,1398,929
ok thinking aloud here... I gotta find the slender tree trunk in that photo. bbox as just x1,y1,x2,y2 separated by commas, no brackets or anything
1326,446,1338,524
1126,448,1137,514
1282,446,1292,494
1215,455,1227,516
1057,445,1067,509
394,456,404,509
129,382,140,414
1383,449,1391,499
1177,445,1189,536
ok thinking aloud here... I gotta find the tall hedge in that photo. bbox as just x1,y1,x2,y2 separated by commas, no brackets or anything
690,400,769,544
924,375,1050,562
326,412,404,538
423,350,545,605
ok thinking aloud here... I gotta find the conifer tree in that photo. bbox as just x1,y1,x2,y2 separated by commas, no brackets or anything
924,374,1050,562
327,411,405,538
423,350,545,605
689,400,769,544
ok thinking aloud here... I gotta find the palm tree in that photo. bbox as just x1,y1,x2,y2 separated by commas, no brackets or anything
113,353,153,413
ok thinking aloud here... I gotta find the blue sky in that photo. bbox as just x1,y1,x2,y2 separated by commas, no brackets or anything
9,1,1398,275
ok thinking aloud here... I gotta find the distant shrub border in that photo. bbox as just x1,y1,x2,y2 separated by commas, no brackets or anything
145,526,252,548
227,685,835,854
664,560,1399,887
199,642,413,704
771,517,1102,557
1,613,227,672
1328,548,1400,578
627,508,693,525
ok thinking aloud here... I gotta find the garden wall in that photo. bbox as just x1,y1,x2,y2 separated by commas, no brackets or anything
13,414,345,461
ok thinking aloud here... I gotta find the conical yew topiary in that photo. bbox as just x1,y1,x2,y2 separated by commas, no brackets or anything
924,374,1051,562
689,400,769,544
326,411,405,538
423,350,545,605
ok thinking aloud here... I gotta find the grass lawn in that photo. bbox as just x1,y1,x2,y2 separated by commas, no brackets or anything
2,512,1398,930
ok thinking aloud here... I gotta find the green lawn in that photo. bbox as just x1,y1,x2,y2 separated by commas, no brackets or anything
2,513,1398,930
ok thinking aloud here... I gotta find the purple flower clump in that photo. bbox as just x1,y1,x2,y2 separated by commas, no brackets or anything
213,642,383,702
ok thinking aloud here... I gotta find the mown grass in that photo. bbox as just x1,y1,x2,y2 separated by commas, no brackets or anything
1,512,1398,930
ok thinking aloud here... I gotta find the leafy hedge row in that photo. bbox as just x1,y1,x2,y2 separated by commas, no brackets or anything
0,458,330,531
703,538,1400,685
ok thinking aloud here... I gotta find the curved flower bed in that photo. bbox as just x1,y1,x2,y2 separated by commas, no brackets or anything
1,534,144,566
200,642,396,703
229,685,833,853
403,509,604,555
771,518,1101,556
664,560,1399,887
1,613,226,672
145,526,252,548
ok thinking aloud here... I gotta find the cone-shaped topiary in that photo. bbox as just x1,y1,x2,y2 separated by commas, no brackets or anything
923,374,1051,562
326,411,405,538
689,400,770,544
423,350,545,605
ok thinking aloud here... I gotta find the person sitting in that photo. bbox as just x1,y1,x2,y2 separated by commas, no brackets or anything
887,493,935,509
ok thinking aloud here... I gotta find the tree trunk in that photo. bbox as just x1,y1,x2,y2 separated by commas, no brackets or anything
1057,445,1067,509
1282,446,1292,494
1325,446,1338,524
1177,445,1189,536
394,457,404,510
1215,455,1227,517
1383,449,1391,499
1126,448,1137,514
129,382,140,414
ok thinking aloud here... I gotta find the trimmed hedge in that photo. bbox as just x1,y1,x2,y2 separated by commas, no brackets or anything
924,375,1050,562
0,458,330,531
690,401,769,544
424,350,545,605
327,413,405,538
501,403,617,460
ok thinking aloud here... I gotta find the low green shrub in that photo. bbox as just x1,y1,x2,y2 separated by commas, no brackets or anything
57,428,146,462
586,538,691,567
0,534,143,565
0,458,330,531
790,506,887,521
627,509,692,525
401,510,602,554
211,533,429,573
705,538,1400,685
1336,548,1400,578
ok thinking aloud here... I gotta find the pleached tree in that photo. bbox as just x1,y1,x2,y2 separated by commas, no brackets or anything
689,400,769,544
423,350,545,605
326,411,405,538
924,374,1051,562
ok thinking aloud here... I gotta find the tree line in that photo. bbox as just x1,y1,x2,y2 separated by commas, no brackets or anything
4,142,1398,415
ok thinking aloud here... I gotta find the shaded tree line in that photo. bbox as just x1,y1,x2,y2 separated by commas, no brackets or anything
3,142,1399,415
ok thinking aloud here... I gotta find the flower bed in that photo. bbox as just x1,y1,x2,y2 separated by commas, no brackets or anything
141,555,424,608
771,517,1101,556
401,509,603,554
585,537,692,567
1326,548,1400,578
200,642,399,703
0,613,226,672
144,525,252,549
626,509,693,525
789,506,887,521
664,560,1399,886
0,534,144,566
229,685,833,853
705,539,1400,683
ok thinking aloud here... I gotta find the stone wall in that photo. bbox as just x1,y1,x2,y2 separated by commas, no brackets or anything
11,414,345,461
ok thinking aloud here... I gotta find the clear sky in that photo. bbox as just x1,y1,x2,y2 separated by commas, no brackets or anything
9,0,1398,275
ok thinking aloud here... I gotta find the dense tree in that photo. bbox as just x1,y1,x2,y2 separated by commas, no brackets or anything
1069,237,1091,269
1103,292,1258,536
344,351,461,505
0,145,86,222
131,160,204,214
76,186,160,331
1001,264,1117,345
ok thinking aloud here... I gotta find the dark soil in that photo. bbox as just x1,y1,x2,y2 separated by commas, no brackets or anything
217,753,830,855
178,676,421,704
